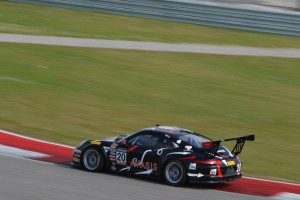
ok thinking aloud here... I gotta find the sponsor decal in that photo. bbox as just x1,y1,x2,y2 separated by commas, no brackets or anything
217,149,226,153
109,155,116,161
189,163,196,170
73,153,81,158
110,148,116,155
111,143,117,148
227,160,235,166
130,158,158,171
109,143,117,161
139,149,152,165
156,148,164,155
116,148,127,165
90,141,101,145
72,157,80,162
111,166,116,171
135,169,153,175
166,152,191,156
236,163,242,174
103,146,110,153
222,160,228,166
210,169,217,176
120,166,131,171
187,173,204,178
184,145,193,151
74,149,82,154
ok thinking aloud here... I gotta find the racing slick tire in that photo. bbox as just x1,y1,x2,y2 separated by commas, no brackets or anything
82,147,104,172
163,161,187,186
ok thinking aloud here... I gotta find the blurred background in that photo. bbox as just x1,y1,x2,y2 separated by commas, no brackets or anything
1,0,300,185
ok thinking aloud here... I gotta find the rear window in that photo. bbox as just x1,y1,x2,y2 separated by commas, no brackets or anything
178,134,210,148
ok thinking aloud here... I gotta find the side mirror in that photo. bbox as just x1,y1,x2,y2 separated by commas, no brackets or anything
121,140,127,146
118,139,128,147
114,134,130,143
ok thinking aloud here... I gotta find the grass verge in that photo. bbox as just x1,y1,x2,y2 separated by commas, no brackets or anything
0,42,300,183
1,1,300,48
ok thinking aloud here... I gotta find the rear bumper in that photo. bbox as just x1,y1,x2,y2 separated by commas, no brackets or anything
188,174,242,184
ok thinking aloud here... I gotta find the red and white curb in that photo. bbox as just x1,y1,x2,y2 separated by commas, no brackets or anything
0,129,299,199
0,129,73,164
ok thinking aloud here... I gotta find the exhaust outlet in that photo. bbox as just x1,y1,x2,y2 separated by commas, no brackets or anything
227,177,234,182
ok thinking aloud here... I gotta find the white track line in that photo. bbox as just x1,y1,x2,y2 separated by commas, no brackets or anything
1,33,300,58
244,176,300,186
271,193,300,200
0,144,50,158
0,152,55,165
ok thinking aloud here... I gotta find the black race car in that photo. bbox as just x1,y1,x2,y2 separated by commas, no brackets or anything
72,125,254,186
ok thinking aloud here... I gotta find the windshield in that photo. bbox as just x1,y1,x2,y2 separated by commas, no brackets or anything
178,134,210,148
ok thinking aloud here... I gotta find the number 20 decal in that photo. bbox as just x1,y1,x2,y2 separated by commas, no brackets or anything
116,149,127,165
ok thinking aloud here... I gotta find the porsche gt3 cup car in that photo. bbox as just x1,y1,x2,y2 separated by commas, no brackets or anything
71,125,254,186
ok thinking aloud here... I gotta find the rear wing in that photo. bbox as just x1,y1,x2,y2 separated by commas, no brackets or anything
202,135,255,158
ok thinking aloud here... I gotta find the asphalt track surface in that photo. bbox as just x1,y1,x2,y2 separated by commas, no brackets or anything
1,33,300,58
0,154,269,200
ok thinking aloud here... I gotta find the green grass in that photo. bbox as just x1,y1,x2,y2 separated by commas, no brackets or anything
0,43,300,183
1,1,300,48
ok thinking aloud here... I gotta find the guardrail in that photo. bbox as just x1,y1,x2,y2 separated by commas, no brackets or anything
9,0,300,36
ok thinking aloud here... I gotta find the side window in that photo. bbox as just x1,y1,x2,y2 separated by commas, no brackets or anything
127,134,160,148
161,138,179,149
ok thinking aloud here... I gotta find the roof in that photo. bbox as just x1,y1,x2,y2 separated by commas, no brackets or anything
141,125,194,135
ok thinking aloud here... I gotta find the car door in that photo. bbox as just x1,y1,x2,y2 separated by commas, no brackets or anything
123,131,164,176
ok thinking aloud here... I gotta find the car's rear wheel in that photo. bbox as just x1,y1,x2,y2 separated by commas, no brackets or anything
163,161,187,186
82,148,104,172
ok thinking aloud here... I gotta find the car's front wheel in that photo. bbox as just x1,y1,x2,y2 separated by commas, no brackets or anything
82,148,104,172
163,161,187,186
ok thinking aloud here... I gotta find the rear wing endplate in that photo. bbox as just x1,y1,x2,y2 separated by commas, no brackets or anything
202,135,255,158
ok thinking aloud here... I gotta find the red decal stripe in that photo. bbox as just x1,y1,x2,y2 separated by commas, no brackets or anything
195,160,217,164
127,145,138,152
178,156,196,160
216,160,223,177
